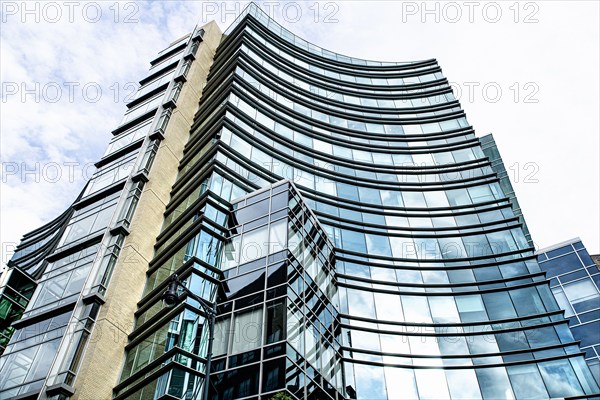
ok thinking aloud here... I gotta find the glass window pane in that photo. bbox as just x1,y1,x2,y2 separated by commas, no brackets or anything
429,296,460,323
384,367,419,399
365,234,392,257
266,301,285,344
402,296,432,323
475,367,515,399
482,292,517,320
456,295,488,322
354,364,387,399
563,279,599,304
509,287,546,316
240,226,269,264
347,289,376,319
213,318,231,356
415,369,450,399
538,359,583,397
268,219,287,255
374,293,403,322
232,307,263,354
506,364,548,399
446,369,483,399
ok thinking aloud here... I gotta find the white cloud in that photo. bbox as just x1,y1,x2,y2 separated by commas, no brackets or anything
1,0,598,264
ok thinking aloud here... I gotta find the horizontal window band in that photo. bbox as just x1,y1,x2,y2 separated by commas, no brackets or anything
209,60,450,141
248,15,438,74
216,140,501,192
141,58,181,86
132,288,220,344
188,77,232,133
208,42,450,106
304,190,511,215
73,180,126,211
125,301,211,352
322,218,524,239
127,303,187,350
341,351,586,370
94,138,145,169
113,346,205,396
316,211,519,232
179,121,222,168
342,340,581,360
0,383,44,399
166,156,256,220
339,276,550,297
11,301,76,330
171,144,507,222
125,82,170,110
159,170,227,224
169,151,507,230
34,258,101,287
223,121,492,188
147,217,227,274
200,70,466,145
336,244,534,264
342,317,567,338
341,309,564,330
152,209,226,254
4,325,70,353
169,148,223,201
155,191,230,246
226,16,438,76
45,233,104,264
337,270,546,290
232,74,466,127
148,42,186,68
188,95,480,175
234,90,458,155
335,252,538,271
186,103,228,152
113,361,201,400
137,256,222,316
111,110,157,136
227,107,488,171
206,49,440,113
566,394,600,400
193,74,472,144
237,52,452,113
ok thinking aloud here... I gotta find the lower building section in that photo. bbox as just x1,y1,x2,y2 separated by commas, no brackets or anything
114,181,346,400
537,238,600,386
209,183,343,399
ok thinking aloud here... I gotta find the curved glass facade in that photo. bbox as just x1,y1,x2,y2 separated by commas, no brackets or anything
112,5,600,400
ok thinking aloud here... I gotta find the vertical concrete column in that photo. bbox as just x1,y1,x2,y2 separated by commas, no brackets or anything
71,21,222,400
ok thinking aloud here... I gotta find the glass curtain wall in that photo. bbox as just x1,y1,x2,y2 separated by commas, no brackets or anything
114,4,600,400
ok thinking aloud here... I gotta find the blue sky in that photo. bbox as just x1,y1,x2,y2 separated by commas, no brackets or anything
1,1,599,264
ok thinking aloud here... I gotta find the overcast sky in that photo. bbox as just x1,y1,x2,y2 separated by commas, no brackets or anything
1,1,598,264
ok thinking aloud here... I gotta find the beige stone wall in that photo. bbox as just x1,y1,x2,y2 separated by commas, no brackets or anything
72,21,222,400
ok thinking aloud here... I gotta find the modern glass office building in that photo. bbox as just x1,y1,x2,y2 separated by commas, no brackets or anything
1,4,599,400
537,238,600,386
